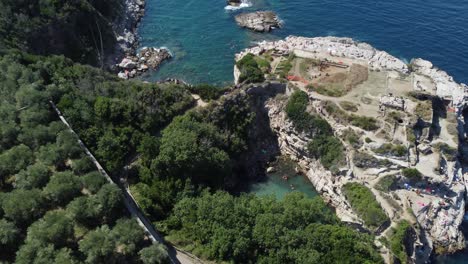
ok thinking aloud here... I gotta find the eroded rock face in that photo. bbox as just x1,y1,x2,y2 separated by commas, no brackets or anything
265,95,361,223
235,11,281,32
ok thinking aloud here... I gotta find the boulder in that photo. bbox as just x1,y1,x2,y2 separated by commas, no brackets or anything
118,71,128,79
118,57,137,69
227,0,242,6
235,11,281,32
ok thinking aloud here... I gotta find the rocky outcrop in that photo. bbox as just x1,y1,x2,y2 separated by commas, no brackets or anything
227,0,242,6
235,36,409,75
235,11,281,32
117,47,172,79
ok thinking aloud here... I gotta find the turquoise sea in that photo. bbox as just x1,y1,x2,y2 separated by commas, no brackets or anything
138,0,467,85
138,0,468,262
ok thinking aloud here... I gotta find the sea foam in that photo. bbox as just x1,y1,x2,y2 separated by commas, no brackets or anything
224,1,252,11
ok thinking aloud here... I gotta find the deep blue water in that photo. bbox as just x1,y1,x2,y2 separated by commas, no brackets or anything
138,0,467,85
138,0,468,262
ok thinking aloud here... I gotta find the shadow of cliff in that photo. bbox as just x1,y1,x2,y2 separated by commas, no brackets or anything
231,82,286,193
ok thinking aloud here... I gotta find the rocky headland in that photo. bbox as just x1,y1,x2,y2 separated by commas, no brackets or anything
235,36,468,263
235,11,281,32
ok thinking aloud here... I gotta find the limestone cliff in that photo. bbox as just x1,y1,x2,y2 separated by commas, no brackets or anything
235,36,468,263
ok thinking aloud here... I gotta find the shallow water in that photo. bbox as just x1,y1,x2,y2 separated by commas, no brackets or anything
138,0,468,85
248,157,318,200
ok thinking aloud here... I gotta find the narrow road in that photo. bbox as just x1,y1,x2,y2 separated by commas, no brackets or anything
49,101,202,264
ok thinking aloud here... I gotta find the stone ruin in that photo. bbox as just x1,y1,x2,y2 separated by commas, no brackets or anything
379,94,405,111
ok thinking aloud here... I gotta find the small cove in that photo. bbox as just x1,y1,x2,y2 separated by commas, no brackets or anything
248,156,318,200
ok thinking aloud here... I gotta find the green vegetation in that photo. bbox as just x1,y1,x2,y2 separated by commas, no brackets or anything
284,91,345,171
323,101,378,131
275,54,295,78
339,101,359,112
376,175,398,192
401,168,422,182
188,84,227,101
0,53,169,262
434,142,458,161
350,115,379,130
353,152,392,169
163,191,383,263
312,83,347,97
415,101,433,121
342,183,389,230
0,15,385,262
254,56,271,70
299,58,320,77
285,90,332,135
0,0,124,65
343,128,362,148
308,135,346,172
374,143,407,157
389,220,412,263
236,53,265,84
386,111,404,125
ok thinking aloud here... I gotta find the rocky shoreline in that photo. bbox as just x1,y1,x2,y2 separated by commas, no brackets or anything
235,36,468,263
117,47,172,79
109,0,172,79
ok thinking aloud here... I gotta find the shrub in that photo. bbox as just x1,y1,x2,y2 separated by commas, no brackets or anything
433,142,458,161
285,91,332,135
275,55,294,78
401,168,422,182
342,183,389,230
389,220,412,263
374,143,407,157
349,115,379,131
188,84,226,101
308,135,345,172
353,152,392,169
236,54,265,84
343,129,361,148
376,175,398,192
339,101,359,112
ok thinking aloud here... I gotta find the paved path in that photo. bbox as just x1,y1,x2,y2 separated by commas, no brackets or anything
50,101,202,264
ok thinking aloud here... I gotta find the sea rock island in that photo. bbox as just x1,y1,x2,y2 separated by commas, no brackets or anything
235,11,281,32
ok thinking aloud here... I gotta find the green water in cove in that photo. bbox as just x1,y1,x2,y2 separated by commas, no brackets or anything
249,157,318,200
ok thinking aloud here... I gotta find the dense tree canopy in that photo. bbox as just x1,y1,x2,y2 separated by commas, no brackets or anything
0,53,170,263
0,31,386,263
163,191,382,263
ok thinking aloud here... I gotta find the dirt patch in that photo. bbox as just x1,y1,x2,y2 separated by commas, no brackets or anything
308,64,368,97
